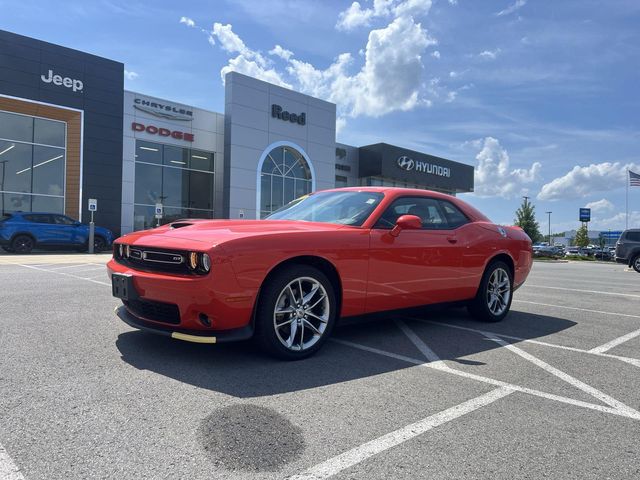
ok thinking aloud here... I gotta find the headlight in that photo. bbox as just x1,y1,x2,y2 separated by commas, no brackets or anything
187,252,211,273
118,244,123,257
200,253,211,273
124,245,130,258
188,252,198,270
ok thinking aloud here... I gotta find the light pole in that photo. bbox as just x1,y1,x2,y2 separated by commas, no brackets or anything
546,211,552,245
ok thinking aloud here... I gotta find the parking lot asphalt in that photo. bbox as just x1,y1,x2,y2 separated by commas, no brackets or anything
0,258,638,479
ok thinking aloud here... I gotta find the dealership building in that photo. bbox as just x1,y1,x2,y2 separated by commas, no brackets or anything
0,29,474,235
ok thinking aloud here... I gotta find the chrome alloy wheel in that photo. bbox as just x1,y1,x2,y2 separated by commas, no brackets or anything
273,276,330,351
486,267,511,316
634,256,640,272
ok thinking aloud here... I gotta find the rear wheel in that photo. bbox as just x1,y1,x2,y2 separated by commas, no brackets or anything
632,255,640,273
254,265,337,360
467,261,513,322
11,235,34,254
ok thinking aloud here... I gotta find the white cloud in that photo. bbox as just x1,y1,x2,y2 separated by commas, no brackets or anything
537,162,640,201
589,211,640,231
336,1,376,30
179,16,195,28
269,44,294,61
288,15,435,117
585,198,614,214
496,0,527,17
479,48,501,59
336,0,431,31
124,70,139,80
472,137,541,198
448,0,458,4
431,50,440,59
210,23,292,88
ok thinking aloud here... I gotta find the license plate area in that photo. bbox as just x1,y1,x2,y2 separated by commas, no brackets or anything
112,273,137,301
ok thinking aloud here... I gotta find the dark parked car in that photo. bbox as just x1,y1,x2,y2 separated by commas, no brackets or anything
594,248,613,261
615,229,640,272
0,212,114,254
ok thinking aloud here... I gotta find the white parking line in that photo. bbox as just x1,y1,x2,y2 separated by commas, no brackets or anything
525,284,640,299
287,387,514,480
0,444,25,480
19,264,110,287
483,332,640,419
590,328,640,354
48,263,102,270
513,300,640,320
411,318,640,368
332,339,640,420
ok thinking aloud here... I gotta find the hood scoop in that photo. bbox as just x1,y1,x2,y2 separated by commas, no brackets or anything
169,222,193,229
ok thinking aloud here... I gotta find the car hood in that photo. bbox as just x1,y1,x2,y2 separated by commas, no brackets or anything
115,219,348,250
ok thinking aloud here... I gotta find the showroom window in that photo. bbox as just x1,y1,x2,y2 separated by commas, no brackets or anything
133,140,215,230
0,110,66,215
260,145,312,218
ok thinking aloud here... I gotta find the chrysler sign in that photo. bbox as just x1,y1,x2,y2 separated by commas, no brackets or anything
397,155,451,177
134,98,193,121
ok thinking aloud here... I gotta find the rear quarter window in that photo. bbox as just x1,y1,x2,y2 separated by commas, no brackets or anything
0,214,12,222
626,231,640,242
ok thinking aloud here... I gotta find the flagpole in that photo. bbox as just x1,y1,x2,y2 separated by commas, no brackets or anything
626,168,629,230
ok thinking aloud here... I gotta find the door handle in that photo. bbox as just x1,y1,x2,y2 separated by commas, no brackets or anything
447,236,457,244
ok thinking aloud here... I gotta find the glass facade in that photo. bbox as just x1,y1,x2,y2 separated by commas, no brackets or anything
133,140,215,230
0,111,66,215
260,145,312,218
359,176,453,195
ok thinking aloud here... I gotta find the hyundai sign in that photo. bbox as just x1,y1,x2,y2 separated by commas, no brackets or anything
579,208,591,222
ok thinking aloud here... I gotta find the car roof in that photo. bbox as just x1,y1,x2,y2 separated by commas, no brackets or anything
316,186,491,223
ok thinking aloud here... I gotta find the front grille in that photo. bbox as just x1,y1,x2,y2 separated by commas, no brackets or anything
114,245,193,274
124,298,180,325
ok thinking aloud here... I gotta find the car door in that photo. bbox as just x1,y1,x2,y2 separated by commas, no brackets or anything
365,196,465,313
23,214,57,244
52,215,85,245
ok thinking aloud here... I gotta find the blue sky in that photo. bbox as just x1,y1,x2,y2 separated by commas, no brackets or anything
3,0,640,232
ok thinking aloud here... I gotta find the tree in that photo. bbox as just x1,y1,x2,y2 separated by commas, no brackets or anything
575,224,589,248
514,197,542,243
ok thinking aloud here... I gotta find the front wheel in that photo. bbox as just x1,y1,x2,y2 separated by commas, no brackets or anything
632,255,640,273
254,265,337,360
467,261,513,322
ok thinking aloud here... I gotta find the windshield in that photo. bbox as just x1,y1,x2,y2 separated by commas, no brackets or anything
266,191,384,226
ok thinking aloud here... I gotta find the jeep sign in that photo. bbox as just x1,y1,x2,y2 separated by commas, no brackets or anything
40,69,83,92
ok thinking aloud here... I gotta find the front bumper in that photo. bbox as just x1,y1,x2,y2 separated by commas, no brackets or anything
107,257,257,332
115,306,253,343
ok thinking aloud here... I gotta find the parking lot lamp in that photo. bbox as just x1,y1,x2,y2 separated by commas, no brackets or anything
546,211,552,245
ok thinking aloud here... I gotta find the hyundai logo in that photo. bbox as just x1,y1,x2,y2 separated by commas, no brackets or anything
397,156,415,171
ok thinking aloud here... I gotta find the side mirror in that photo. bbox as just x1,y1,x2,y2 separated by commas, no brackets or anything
390,214,422,237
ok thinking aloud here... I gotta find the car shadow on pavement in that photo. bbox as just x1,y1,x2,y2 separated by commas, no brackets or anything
115,307,576,398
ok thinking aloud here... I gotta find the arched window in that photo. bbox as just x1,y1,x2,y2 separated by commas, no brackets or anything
259,145,312,218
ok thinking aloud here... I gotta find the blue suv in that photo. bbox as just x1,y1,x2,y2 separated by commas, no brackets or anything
0,212,114,254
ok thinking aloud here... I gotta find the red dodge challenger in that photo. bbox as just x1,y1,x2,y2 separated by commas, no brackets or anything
107,188,532,359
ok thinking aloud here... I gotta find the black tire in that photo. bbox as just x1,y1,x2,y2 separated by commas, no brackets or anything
632,255,640,273
254,265,337,360
93,236,106,253
467,260,513,323
11,235,34,254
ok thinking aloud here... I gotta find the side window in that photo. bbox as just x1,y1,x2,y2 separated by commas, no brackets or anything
439,201,469,229
53,215,76,225
627,231,640,242
24,214,53,224
375,197,449,230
